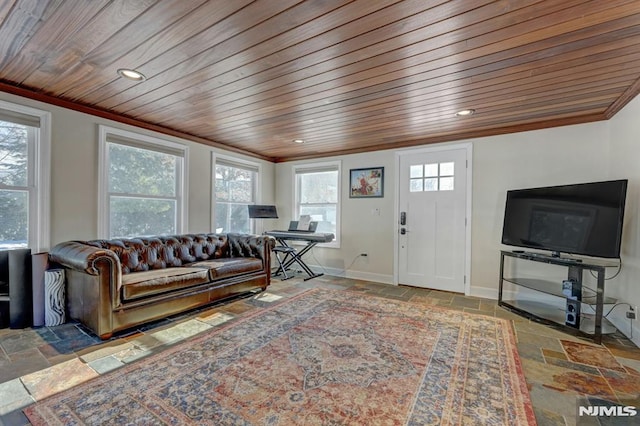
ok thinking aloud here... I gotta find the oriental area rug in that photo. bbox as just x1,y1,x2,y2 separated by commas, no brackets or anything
25,289,536,425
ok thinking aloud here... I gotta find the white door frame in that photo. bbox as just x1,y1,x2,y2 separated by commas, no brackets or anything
393,142,473,295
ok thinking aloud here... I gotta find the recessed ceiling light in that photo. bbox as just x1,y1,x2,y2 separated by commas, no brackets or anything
117,68,146,81
293,139,305,144
456,109,475,117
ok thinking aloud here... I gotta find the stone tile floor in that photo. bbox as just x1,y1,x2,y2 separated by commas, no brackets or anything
1,274,639,425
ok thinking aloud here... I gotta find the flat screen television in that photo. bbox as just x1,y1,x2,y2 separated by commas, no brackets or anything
501,180,628,259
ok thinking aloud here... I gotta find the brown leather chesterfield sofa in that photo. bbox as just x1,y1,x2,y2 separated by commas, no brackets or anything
49,233,274,339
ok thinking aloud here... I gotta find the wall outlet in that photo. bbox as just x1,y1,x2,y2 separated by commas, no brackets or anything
626,306,637,320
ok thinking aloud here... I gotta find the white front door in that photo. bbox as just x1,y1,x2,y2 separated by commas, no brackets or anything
398,147,468,292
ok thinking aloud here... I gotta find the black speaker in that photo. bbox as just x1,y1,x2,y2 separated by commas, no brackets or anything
565,299,581,327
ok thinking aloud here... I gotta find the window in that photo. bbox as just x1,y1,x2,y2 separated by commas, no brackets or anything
294,161,340,247
0,101,50,251
410,162,454,192
98,126,187,238
214,157,258,234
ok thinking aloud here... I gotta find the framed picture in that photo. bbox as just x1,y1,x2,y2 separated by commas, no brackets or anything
349,167,384,198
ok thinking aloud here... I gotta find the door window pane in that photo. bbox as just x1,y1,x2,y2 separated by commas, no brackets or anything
425,178,439,191
408,161,456,192
440,177,454,191
424,163,439,177
410,179,423,192
410,165,423,178
440,162,454,176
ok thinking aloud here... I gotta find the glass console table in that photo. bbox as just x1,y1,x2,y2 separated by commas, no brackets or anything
498,250,619,344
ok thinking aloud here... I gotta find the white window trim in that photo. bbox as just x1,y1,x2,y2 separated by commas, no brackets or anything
0,100,51,252
211,152,262,233
98,125,188,238
293,160,341,248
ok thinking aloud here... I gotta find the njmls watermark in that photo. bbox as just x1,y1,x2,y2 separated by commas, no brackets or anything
578,405,637,417
577,397,638,422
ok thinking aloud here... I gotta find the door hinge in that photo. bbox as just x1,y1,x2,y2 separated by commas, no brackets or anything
464,275,466,284
465,159,468,168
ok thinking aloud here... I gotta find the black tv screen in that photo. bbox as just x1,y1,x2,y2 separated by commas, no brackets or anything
501,180,628,258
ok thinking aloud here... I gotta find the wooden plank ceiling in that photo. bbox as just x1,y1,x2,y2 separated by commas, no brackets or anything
0,0,639,162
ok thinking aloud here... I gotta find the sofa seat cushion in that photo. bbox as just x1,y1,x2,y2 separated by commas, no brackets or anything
190,258,263,281
121,267,210,301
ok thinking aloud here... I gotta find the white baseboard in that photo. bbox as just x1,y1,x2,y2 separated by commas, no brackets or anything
468,286,500,300
309,265,395,285
607,310,640,348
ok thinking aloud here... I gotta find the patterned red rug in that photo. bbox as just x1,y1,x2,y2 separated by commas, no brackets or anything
25,289,536,425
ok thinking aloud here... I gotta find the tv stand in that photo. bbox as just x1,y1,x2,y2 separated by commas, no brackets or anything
518,251,582,262
550,251,582,262
498,250,618,344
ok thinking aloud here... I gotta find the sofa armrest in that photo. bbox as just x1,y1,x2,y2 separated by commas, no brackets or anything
227,233,275,272
49,241,123,309
49,241,120,276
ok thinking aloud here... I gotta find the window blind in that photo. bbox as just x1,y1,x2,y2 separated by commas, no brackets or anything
105,133,185,157
0,108,41,128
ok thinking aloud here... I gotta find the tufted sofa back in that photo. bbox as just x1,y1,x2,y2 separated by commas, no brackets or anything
84,234,230,274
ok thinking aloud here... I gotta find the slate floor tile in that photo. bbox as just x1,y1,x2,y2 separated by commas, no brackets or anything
21,358,98,401
0,276,638,425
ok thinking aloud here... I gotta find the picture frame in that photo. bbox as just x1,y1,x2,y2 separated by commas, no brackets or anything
349,167,384,198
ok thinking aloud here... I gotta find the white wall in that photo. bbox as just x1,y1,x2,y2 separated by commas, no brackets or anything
275,99,640,344
275,121,612,290
275,150,396,283
469,122,611,297
0,91,275,247
607,94,640,345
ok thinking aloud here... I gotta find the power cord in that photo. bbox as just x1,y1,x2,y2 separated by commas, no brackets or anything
343,254,362,272
582,302,634,339
589,258,623,280
562,255,623,280
309,248,328,274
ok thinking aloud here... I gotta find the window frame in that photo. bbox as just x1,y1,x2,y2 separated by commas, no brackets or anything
0,100,51,252
212,153,262,234
98,125,188,239
293,160,341,248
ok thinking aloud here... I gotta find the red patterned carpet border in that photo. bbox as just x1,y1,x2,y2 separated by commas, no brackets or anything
24,289,536,425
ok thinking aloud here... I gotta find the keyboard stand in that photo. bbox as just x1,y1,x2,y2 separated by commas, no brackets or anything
264,230,335,281
271,239,323,281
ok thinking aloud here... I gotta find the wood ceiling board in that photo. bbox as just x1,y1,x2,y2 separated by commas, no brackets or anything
0,0,639,161
110,0,492,115
118,0,632,124
160,30,640,137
